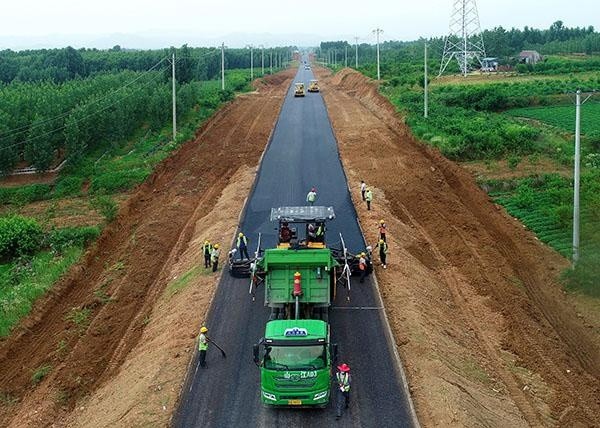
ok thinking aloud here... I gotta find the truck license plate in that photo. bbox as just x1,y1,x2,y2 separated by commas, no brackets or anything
288,399,302,405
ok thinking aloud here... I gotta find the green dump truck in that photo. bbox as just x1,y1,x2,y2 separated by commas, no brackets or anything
251,206,349,407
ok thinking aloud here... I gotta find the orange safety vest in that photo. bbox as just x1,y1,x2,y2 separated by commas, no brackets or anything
359,257,366,270
378,225,386,234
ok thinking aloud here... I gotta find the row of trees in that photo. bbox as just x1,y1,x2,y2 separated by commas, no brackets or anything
0,45,295,84
318,22,599,69
0,44,294,174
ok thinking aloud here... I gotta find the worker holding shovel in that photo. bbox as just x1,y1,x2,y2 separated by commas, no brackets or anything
198,326,227,368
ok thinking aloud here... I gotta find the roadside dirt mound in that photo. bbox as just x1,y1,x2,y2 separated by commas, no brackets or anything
0,69,294,427
318,67,600,427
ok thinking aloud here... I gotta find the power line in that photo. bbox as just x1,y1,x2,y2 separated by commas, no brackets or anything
0,64,170,154
0,56,169,141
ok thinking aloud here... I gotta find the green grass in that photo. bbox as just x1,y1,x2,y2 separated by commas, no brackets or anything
31,364,52,384
507,102,600,136
165,265,204,297
0,246,83,336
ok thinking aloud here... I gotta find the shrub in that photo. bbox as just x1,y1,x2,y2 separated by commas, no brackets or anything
47,226,100,252
89,169,149,194
0,215,43,260
90,196,118,222
507,154,522,170
53,176,84,198
0,184,52,205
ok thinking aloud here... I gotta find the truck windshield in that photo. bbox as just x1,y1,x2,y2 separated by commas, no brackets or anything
264,345,326,370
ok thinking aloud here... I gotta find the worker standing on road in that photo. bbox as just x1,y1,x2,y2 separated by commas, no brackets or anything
358,252,367,283
202,240,213,269
360,180,366,201
335,363,351,419
237,232,250,260
378,220,387,242
306,187,317,206
198,326,209,368
211,244,221,272
374,239,388,269
365,188,373,211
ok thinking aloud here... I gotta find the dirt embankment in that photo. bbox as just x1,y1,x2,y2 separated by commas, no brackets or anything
319,67,600,427
0,70,294,427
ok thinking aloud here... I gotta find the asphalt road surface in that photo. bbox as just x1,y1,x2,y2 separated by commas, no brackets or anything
174,62,415,428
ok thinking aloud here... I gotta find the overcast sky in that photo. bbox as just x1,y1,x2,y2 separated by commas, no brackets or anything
1,0,597,49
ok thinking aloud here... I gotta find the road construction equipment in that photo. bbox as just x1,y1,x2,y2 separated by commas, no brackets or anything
248,206,371,407
307,80,320,92
294,82,306,97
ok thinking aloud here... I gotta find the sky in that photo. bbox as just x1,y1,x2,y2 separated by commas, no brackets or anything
1,0,598,49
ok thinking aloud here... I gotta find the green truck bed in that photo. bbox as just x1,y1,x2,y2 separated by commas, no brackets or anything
260,248,338,306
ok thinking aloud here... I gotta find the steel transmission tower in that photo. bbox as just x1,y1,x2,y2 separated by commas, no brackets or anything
439,0,486,76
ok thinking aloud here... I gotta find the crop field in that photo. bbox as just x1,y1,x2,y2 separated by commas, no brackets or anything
508,102,600,135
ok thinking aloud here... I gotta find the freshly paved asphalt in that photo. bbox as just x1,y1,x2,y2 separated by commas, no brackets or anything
173,63,415,428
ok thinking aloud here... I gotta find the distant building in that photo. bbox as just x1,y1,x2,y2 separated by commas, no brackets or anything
481,57,499,72
519,50,542,65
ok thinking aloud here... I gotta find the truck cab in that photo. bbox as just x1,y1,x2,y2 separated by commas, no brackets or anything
254,320,336,407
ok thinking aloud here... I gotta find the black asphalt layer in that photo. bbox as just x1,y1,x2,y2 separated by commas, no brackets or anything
174,63,415,428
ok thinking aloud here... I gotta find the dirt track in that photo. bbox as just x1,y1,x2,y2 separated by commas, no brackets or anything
318,67,600,427
0,70,295,427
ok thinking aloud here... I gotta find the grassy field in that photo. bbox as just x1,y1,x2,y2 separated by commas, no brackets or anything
508,102,600,135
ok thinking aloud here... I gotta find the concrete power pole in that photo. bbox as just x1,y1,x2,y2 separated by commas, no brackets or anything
270,49,273,74
424,42,429,118
250,46,254,80
345,45,348,67
261,45,265,75
354,37,359,68
171,52,176,141
572,90,593,265
221,42,225,90
373,28,383,80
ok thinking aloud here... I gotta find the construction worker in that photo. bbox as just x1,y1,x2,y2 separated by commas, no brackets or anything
198,326,209,368
365,188,373,211
374,239,388,269
211,244,220,272
378,220,387,242
360,180,366,201
358,252,367,283
280,222,291,243
237,232,250,260
202,240,212,268
306,187,317,206
315,222,324,243
335,363,351,419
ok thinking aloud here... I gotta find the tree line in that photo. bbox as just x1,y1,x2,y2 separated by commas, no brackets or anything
0,45,294,84
0,44,294,174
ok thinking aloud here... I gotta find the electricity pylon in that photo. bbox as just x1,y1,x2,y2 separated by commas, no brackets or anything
439,0,486,77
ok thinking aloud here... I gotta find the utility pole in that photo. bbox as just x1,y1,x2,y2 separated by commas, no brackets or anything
270,49,273,74
221,42,225,90
572,90,593,265
249,45,254,80
373,28,383,80
354,37,359,68
171,52,176,141
345,45,348,67
261,45,265,75
424,42,429,119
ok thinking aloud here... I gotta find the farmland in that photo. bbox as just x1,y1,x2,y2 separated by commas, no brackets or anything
508,101,600,135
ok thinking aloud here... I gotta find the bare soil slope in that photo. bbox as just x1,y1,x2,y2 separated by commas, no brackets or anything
0,70,294,427
319,67,600,427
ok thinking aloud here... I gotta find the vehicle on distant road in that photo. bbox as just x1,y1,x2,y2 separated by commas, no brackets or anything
294,82,306,97
308,80,319,92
